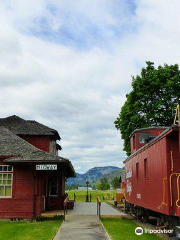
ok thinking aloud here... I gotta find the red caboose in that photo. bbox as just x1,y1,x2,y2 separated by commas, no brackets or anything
124,124,180,226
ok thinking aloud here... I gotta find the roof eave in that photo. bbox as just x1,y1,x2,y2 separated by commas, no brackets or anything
3,158,76,178
129,126,169,138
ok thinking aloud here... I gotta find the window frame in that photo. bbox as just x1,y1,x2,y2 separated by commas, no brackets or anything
0,165,13,198
49,178,58,197
144,158,148,179
133,135,136,149
139,132,150,144
136,162,139,180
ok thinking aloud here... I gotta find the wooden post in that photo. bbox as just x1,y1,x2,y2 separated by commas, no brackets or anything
97,197,99,215
64,205,66,221
97,197,101,221
63,197,68,221
99,203,101,221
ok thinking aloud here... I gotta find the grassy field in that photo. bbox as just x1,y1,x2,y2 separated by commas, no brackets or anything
102,218,161,240
66,189,115,202
0,220,62,240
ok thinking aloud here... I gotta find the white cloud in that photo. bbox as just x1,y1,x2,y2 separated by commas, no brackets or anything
0,0,180,173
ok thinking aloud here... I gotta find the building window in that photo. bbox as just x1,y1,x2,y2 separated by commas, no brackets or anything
139,132,150,143
136,162,139,179
144,158,148,179
49,178,58,196
133,135,136,149
0,165,13,198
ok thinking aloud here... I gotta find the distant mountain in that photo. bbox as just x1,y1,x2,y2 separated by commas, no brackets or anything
100,168,125,183
67,166,121,186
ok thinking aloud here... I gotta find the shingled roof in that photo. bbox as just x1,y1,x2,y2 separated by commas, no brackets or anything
0,127,75,177
27,120,60,140
0,115,60,140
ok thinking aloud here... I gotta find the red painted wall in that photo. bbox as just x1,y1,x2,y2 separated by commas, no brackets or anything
0,161,35,219
20,135,50,153
0,160,65,219
0,134,65,219
125,129,180,216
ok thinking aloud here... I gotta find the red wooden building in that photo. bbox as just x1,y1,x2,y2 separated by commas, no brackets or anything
0,115,75,219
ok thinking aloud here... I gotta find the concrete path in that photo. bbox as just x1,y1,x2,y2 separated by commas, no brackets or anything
53,202,126,240
68,202,126,216
54,215,110,240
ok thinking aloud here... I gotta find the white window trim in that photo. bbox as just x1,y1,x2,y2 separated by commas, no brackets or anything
0,165,13,198
0,165,13,172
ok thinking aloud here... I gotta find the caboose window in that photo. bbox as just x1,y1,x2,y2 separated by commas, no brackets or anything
133,135,136,149
136,163,139,179
0,165,13,198
139,132,150,143
144,158,148,179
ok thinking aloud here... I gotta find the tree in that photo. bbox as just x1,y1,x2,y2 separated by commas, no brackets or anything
115,62,180,156
97,178,110,190
111,177,120,189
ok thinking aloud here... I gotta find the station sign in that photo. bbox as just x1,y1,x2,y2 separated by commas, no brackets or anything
126,170,132,179
116,188,123,194
36,164,57,171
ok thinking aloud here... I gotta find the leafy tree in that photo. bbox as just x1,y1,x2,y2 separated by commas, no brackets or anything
97,178,110,190
115,62,180,155
111,176,120,189
96,182,102,190
92,184,96,190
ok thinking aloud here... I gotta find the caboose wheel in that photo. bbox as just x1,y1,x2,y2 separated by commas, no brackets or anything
142,210,149,223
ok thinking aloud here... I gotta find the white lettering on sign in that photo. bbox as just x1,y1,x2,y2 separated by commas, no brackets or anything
126,170,132,179
137,194,141,199
36,164,57,171
127,182,132,196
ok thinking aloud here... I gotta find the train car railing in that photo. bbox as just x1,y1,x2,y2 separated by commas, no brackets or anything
157,177,167,210
176,175,180,208
63,197,68,221
170,173,180,206
97,197,101,221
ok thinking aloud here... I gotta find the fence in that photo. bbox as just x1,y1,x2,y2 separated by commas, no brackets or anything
68,193,92,202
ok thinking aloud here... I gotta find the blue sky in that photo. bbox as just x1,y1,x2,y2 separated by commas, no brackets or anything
24,0,137,49
0,0,180,173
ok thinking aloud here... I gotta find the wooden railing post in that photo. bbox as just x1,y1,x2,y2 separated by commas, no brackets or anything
63,197,68,221
97,197,99,215
99,203,101,221
97,197,101,221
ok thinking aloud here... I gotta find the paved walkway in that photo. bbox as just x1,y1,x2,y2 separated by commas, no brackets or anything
53,202,126,240
68,202,126,216
54,215,110,240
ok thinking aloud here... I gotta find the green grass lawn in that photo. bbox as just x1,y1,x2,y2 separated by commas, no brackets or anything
66,189,115,202
0,220,62,240
102,218,161,240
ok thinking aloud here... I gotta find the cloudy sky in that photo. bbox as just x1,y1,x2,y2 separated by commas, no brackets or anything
0,0,180,173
